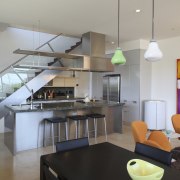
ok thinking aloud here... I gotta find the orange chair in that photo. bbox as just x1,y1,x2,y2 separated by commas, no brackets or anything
131,121,172,152
172,114,180,134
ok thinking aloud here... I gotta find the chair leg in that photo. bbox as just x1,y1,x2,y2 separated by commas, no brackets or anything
58,123,61,142
104,117,107,142
51,123,55,152
65,122,68,140
86,119,89,141
78,120,81,138
94,118,97,144
37,121,40,148
75,121,78,139
67,118,70,140
43,120,46,147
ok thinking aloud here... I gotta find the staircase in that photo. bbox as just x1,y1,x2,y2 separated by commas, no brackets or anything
0,33,82,119
65,38,82,53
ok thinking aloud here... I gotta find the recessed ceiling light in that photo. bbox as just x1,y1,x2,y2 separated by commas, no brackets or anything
111,41,115,44
136,9,141,13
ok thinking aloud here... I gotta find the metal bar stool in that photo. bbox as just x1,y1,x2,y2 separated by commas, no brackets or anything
43,117,68,152
68,115,89,140
86,113,107,143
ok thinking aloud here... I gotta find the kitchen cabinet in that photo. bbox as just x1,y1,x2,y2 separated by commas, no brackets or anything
122,101,139,123
53,77,64,87
119,63,140,122
64,77,76,87
52,77,76,87
106,49,151,123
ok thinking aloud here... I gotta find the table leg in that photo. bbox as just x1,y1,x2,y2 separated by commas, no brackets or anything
40,156,46,180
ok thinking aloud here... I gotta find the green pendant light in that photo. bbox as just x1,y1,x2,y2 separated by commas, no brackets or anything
111,48,126,64
111,0,126,65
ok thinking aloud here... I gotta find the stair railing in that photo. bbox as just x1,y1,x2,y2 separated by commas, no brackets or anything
0,33,62,76
0,33,63,99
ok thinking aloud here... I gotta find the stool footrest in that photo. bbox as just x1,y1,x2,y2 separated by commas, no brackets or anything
44,117,67,123
87,113,105,118
68,115,88,121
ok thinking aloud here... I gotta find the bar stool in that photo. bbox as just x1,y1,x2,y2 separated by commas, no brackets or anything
86,113,107,143
43,117,68,152
68,115,89,140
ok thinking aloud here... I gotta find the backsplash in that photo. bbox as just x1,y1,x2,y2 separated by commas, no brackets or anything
32,87,74,100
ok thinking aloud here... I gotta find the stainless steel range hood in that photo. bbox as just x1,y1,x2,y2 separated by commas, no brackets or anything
13,32,114,72
80,32,114,72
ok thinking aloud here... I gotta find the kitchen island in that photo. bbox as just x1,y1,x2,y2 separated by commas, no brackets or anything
4,100,124,155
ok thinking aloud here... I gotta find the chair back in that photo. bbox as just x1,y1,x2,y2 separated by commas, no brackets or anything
131,121,147,143
172,114,180,133
135,143,172,166
56,137,89,152
148,131,172,152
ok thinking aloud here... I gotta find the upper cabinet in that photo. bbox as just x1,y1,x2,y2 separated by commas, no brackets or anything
64,77,76,87
52,77,64,87
52,77,76,87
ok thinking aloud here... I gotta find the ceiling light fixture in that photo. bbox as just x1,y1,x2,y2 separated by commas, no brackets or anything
111,0,126,65
136,9,141,13
144,0,163,62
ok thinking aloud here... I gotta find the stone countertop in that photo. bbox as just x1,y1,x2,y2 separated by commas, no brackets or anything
29,97,85,103
5,101,124,113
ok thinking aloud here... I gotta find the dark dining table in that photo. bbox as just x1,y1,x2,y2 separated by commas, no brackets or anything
40,142,180,180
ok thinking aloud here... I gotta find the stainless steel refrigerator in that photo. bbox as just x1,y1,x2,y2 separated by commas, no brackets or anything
103,74,121,102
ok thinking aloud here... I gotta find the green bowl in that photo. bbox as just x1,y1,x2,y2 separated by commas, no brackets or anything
127,159,164,180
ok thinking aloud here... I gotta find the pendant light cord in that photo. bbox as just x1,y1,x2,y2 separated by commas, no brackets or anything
118,0,120,47
152,0,154,40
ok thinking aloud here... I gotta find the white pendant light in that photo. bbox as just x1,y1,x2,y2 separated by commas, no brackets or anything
111,0,126,65
144,0,163,62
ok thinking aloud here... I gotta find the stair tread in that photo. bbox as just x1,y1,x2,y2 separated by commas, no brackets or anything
65,39,82,53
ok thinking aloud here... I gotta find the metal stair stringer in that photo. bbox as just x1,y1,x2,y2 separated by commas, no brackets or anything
0,68,61,119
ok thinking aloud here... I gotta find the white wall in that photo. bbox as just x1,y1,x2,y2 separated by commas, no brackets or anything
0,27,55,72
151,36,180,130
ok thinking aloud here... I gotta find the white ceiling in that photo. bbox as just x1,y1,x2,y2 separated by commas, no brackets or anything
1,0,180,46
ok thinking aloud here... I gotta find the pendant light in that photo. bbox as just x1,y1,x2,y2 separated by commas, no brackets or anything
111,0,126,65
144,0,163,62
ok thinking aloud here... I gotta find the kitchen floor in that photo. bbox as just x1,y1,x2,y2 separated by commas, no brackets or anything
0,124,179,180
